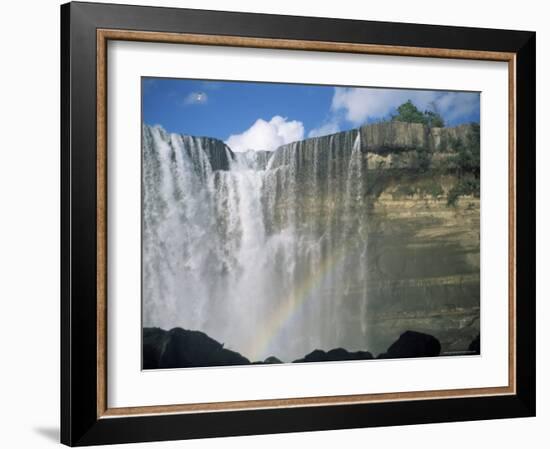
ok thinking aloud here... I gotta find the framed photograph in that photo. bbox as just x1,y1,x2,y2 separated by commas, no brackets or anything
61,1,536,446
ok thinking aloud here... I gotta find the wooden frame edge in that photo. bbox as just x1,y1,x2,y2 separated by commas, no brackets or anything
508,55,517,395
95,28,517,419
97,29,515,61
97,29,108,418
101,386,515,418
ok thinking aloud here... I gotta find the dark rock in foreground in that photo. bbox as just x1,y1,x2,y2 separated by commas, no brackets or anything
143,327,169,369
377,330,441,359
143,327,250,369
144,327,447,369
252,356,283,365
293,348,373,363
469,334,480,355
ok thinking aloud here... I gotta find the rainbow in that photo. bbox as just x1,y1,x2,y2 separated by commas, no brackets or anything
247,239,362,361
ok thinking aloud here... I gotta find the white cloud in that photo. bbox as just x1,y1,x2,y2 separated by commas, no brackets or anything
330,87,479,126
226,116,304,152
184,91,208,105
331,88,435,125
308,120,340,138
434,91,479,123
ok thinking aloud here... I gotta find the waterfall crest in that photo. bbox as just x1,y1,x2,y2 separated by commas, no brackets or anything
142,124,369,362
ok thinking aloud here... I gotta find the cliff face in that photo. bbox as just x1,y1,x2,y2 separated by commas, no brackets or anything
359,121,473,153
142,122,480,359
363,178,480,353
265,122,480,354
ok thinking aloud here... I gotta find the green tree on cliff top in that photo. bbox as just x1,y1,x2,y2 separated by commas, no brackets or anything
392,100,445,127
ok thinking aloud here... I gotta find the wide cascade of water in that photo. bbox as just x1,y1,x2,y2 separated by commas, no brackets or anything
142,124,369,362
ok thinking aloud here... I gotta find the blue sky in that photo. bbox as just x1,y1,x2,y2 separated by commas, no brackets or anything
142,77,480,152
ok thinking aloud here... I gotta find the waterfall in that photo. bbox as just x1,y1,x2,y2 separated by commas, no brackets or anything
142,124,369,362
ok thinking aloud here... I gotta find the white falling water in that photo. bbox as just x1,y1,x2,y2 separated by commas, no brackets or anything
142,124,369,362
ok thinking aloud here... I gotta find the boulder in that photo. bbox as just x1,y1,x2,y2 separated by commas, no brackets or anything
378,331,441,359
294,347,373,363
143,327,250,369
469,334,480,355
263,356,283,364
143,327,168,370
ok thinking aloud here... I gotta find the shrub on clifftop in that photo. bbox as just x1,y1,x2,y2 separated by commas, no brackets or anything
391,100,445,128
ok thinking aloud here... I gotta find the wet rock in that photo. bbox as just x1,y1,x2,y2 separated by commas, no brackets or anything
293,347,373,363
143,327,168,369
143,327,250,369
144,328,445,369
378,330,441,359
469,334,480,354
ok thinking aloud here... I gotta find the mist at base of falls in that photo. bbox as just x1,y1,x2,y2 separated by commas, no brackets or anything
142,124,369,362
